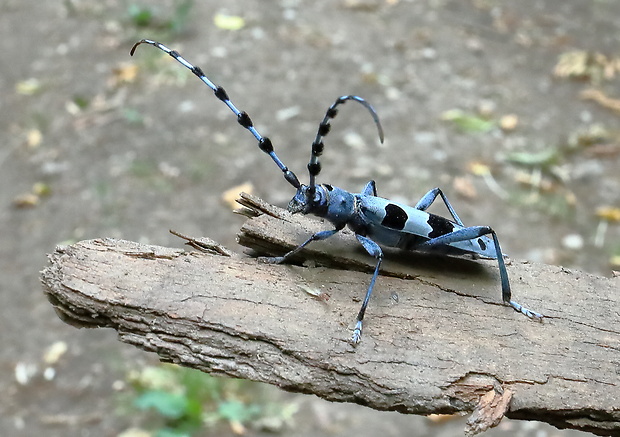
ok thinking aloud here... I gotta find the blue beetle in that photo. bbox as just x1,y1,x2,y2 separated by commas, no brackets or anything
131,39,544,344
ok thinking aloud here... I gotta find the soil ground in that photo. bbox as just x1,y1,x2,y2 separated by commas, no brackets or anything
1,1,619,436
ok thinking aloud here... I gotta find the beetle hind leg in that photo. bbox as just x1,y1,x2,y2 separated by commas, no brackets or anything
415,188,464,226
508,300,543,320
421,226,544,321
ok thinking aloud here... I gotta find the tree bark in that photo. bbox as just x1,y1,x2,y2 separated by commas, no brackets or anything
41,193,620,436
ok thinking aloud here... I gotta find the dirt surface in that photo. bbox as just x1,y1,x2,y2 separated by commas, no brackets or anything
2,1,619,436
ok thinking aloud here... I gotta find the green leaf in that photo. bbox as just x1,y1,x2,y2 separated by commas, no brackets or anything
213,13,246,31
134,390,189,419
441,109,496,133
217,400,260,423
127,5,155,27
506,147,560,168
72,95,90,109
155,429,191,437
122,108,144,125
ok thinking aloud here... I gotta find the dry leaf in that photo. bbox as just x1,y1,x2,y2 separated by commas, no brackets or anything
581,88,620,113
222,182,254,210
514,170,556,192
499,114,518,131
554,50,589,79
554,50,620,83
452,176,477,199
427,413,461,424
467,161,491,176
26,129,43,148
13,192,39,208
110,63,139,87
596,206,620,222
229,419,246,435
43,341,68,365
13,182,52,208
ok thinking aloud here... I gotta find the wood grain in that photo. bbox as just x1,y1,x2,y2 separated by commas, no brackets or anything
41,194,620,435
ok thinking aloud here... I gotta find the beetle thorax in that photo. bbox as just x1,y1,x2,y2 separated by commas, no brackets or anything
288,184,355,227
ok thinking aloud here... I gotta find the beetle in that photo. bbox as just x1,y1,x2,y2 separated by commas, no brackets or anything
131,39,544,344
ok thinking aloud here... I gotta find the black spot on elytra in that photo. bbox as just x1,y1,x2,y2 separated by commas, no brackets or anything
477,238,487,251
427,214,454,238
381,204,409,230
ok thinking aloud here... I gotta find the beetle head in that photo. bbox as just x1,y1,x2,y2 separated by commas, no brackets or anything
288,185,327,215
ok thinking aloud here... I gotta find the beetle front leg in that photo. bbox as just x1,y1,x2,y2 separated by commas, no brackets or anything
352,234,384,344
259,226,344,264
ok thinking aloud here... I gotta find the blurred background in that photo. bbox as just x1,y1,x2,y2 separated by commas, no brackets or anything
2,0,619,436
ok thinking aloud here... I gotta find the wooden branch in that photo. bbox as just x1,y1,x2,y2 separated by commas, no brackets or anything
41,194,620,436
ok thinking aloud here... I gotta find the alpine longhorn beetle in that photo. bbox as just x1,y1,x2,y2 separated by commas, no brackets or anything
130,39,544,344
